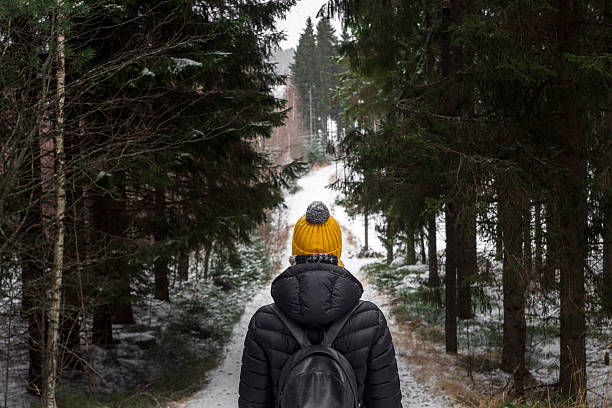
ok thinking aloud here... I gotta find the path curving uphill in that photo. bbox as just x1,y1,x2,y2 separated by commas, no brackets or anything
178,165,451,408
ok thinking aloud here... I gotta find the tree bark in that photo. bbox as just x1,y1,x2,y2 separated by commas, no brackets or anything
22,257,46,394
602,96,612,317
554,1,587,398
386,238,394,264
178,244,189,281
441,0,459,354
44,5,67,404
112,277,135,325
406,228,416,264
457,212,476,319
92,308,113,346
154,187,170,300
498,177,528,395
364,212,369,252
203,243,212,280
91,175,132,338
112,183,134,325
557,120,587,400
419,228,427,264
445,205,458,353
522,200,533,279
495,220,503,261
21,138,46,393
603,197,612,315
543,199,560,289
154,256,170,300
90,179,122,345
13,16,48,395
534,201,543,279
427,213,442,306
385,217,394,264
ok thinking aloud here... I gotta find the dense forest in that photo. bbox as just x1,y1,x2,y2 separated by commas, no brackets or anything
319,0,612,404
0,1,302,406
1,0,611,407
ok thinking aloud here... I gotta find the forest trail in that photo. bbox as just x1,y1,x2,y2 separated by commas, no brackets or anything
178,164,451,408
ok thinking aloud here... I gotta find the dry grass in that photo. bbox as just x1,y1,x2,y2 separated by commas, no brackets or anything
341,226,358,248
391,322,484,404
311,161,332,171
387,309,598,408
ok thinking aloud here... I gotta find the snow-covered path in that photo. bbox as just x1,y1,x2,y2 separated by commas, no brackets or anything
179,165,451,408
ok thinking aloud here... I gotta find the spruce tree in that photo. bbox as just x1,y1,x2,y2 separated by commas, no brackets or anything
323,0,612,399
1,0,300,396
291,18,317,135
314,18,340,138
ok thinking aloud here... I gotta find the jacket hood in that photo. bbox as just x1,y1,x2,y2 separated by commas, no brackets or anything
271,262,363,326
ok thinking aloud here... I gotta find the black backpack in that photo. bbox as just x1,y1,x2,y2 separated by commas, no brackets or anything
270,301,363,408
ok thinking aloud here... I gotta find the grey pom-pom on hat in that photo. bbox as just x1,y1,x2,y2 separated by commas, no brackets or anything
305,201,330,224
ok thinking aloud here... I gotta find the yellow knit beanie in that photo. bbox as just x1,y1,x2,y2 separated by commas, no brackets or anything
292,201,343,267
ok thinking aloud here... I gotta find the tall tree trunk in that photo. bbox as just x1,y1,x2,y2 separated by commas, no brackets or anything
603,196,612,316
91,176,131,341
406,228,416,264
384,217,394,264
44,6,67,405
555,1,587,398
534,201,543,279
22,139,46,394
457,212,476,319
499,177,528,395
445,205,458,353
419,228,427,264
112,277,135,325
13,16,48,395
543,199,560,289
154,254,170,300
557,125,587,400
386,238,394,265
92,308,113,346
427,213,442,306
495,220,503,261
364,212,369,252
602,96,612,317
522,201,533,279
178,244,189,281
111,184,134,324
22,258,46,394
154,187,170,300
203,243,212,280
59,130,82,372
441,0,458,354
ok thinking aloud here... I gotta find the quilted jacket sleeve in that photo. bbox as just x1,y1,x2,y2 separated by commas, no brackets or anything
364,310,402,408
238,312,273,408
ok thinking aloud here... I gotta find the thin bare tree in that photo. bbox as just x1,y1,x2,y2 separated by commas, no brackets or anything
43,1,67,406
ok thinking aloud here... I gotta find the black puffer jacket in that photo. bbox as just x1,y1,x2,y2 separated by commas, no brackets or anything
239,261,402,408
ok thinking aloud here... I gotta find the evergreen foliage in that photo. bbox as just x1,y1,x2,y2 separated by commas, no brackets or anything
291,16,342,159
322,0,612,401
314,18,342,136
290,17,317,134
0,0,298,402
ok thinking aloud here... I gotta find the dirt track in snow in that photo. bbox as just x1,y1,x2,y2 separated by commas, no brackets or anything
177,165,452,408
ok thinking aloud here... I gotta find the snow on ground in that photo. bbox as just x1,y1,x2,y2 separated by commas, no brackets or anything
179,163,451,408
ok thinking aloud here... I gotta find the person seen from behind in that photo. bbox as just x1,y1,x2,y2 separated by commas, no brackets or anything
239,201,402,408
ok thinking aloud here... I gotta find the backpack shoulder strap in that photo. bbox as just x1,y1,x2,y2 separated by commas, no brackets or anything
270,303,310,348
323,300,363,346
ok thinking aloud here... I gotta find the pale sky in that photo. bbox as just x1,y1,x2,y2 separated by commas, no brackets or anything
277,0,343,50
